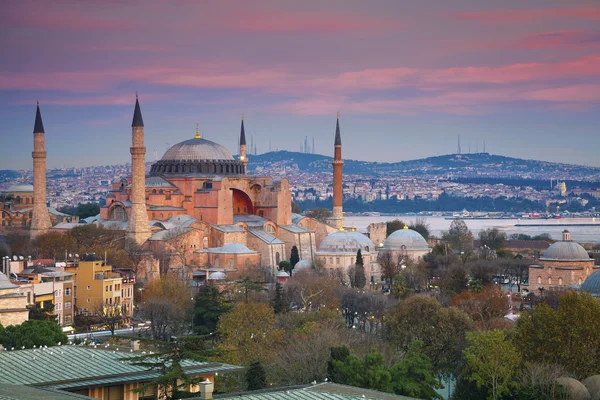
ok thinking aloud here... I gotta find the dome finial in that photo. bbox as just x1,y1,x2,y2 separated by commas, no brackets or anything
21,175,24,183
195,123,201,139
339,226,345,232
403,225,408,230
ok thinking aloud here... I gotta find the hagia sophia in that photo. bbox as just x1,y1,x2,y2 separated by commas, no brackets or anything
0,97,439,285
5,97,599,293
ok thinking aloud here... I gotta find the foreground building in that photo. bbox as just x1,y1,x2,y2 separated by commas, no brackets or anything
0,345,241,399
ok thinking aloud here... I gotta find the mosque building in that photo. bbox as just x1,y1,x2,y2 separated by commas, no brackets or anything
7,97,435,286
529,230,598,290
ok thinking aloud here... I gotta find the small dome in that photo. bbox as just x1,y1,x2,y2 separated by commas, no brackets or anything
294,260,311,271
583,376,600,398
556,377,591,400
317,231,375,254
582,271,600,296
5,183,33,193
208,243,255,254
208,271,226,280
382,228,430,251
161,138,233,162
276,271,290,278
541,241,590,261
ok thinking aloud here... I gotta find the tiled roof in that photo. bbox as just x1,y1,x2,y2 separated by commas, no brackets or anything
249,230,284,245
213,383,417,400
281,225,313,234
209,224,245,233
0,384,93,399
0,346,241,389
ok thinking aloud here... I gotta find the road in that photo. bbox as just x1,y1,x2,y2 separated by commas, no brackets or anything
67,325,150,341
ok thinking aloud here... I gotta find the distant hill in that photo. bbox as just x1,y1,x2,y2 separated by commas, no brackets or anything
0,170,20,180
246,151,600,181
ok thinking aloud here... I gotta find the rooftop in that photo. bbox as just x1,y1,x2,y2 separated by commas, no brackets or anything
0,346,241,390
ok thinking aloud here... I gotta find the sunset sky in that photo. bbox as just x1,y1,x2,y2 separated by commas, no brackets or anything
1,0,599,169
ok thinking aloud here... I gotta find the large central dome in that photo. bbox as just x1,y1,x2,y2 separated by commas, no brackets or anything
161,137,234,162
150,136,244,176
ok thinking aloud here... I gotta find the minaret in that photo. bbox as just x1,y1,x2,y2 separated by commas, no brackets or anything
332,112,344,229
239,114,247,174
30,102,52,238
126,94,150,246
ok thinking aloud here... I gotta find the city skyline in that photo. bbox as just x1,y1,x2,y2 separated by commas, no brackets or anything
1,0,600,170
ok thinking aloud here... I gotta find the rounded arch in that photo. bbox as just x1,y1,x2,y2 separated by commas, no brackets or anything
231,189,253,215
108,202,128,221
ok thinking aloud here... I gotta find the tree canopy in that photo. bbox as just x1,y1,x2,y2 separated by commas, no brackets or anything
0,320,67,349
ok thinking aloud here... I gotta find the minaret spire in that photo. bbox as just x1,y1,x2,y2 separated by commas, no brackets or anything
331,112,344,229
239,115,248,174
30,102,52,238
126,95,150,246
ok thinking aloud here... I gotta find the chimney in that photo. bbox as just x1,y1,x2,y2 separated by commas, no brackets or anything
563,230,570,241
200,379,214,399
130,340,140,351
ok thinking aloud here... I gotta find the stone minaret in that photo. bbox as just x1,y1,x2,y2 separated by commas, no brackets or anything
126,95,150,246
30,102,52,238
239,115,247,174
331,112,344,229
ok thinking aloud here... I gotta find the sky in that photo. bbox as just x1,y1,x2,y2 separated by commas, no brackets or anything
0,0,599,170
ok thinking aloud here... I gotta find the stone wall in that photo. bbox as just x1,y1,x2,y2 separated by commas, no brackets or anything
367,223,387,248
529,259,597,290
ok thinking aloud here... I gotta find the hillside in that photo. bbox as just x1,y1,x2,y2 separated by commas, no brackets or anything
0,170,20,181
246,151,600,181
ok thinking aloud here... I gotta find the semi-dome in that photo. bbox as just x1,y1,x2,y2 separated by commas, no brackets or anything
541,241,590,261
5,183,33,193
294,260,312,271
208,271,226,281
161,138,234,162
381,227,430,251
150,137,244,176
582,271,600,296
317,231,375,254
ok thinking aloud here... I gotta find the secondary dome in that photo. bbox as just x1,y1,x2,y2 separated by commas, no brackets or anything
582,271,600,297
317,231,375,254
541,241,590,261
161,138,234,162
5,183,33,193
382,228,430,251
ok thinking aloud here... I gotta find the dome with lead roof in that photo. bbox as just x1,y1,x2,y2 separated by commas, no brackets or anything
541,241,590,261
317,231,375,254
381,228,430,252
161,138,234,162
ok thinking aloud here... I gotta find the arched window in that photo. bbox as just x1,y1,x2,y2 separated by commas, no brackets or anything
548,277,552,285
275,252,280,264
537,276,542,284
559,277,563,285
168,213,172,218
152,213,156,219
579,278,583,285
259,210,264,217
160,213,164,219
365,246,370,252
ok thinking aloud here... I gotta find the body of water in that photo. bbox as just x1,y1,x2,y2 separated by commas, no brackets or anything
343,216,600,243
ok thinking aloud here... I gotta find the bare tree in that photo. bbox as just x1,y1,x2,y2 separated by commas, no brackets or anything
92,300,123,336
286,271,342,311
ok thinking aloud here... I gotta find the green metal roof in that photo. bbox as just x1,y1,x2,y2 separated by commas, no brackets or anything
213,383,418,400
0,346,242,389
0,385,93,399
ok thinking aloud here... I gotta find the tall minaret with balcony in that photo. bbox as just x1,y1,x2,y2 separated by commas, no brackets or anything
239,115,248,174
30,102,52,238
126,95,150,246
331,112,344,229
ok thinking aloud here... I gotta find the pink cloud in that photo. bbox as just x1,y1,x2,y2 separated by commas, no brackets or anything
230,12,397,33
456,5,600,23
518,30,600,49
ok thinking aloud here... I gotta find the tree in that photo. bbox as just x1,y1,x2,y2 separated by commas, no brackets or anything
463,330,521,400
356,249,363,267
76,202,100,219
216,302,284,366
286,270,342,311
92,301,123,336
193,285,231,335
478,228,506,251
290,246,300,274
0,320,67,349
235,276,266,304
409,217,431,241
28,303,58,322
138,275,192,341
391,274,408,299
378,252,398,282
514,292,600,378
439,264,469,295
246,360,267,390
442,218,474,263
385,296,475,378
33,231,78,260
291,202,302,214
129,335,209,400
451,286,510,330
305,208,332,223
386,219,406,237
390,341,442,400
271,283,288,314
